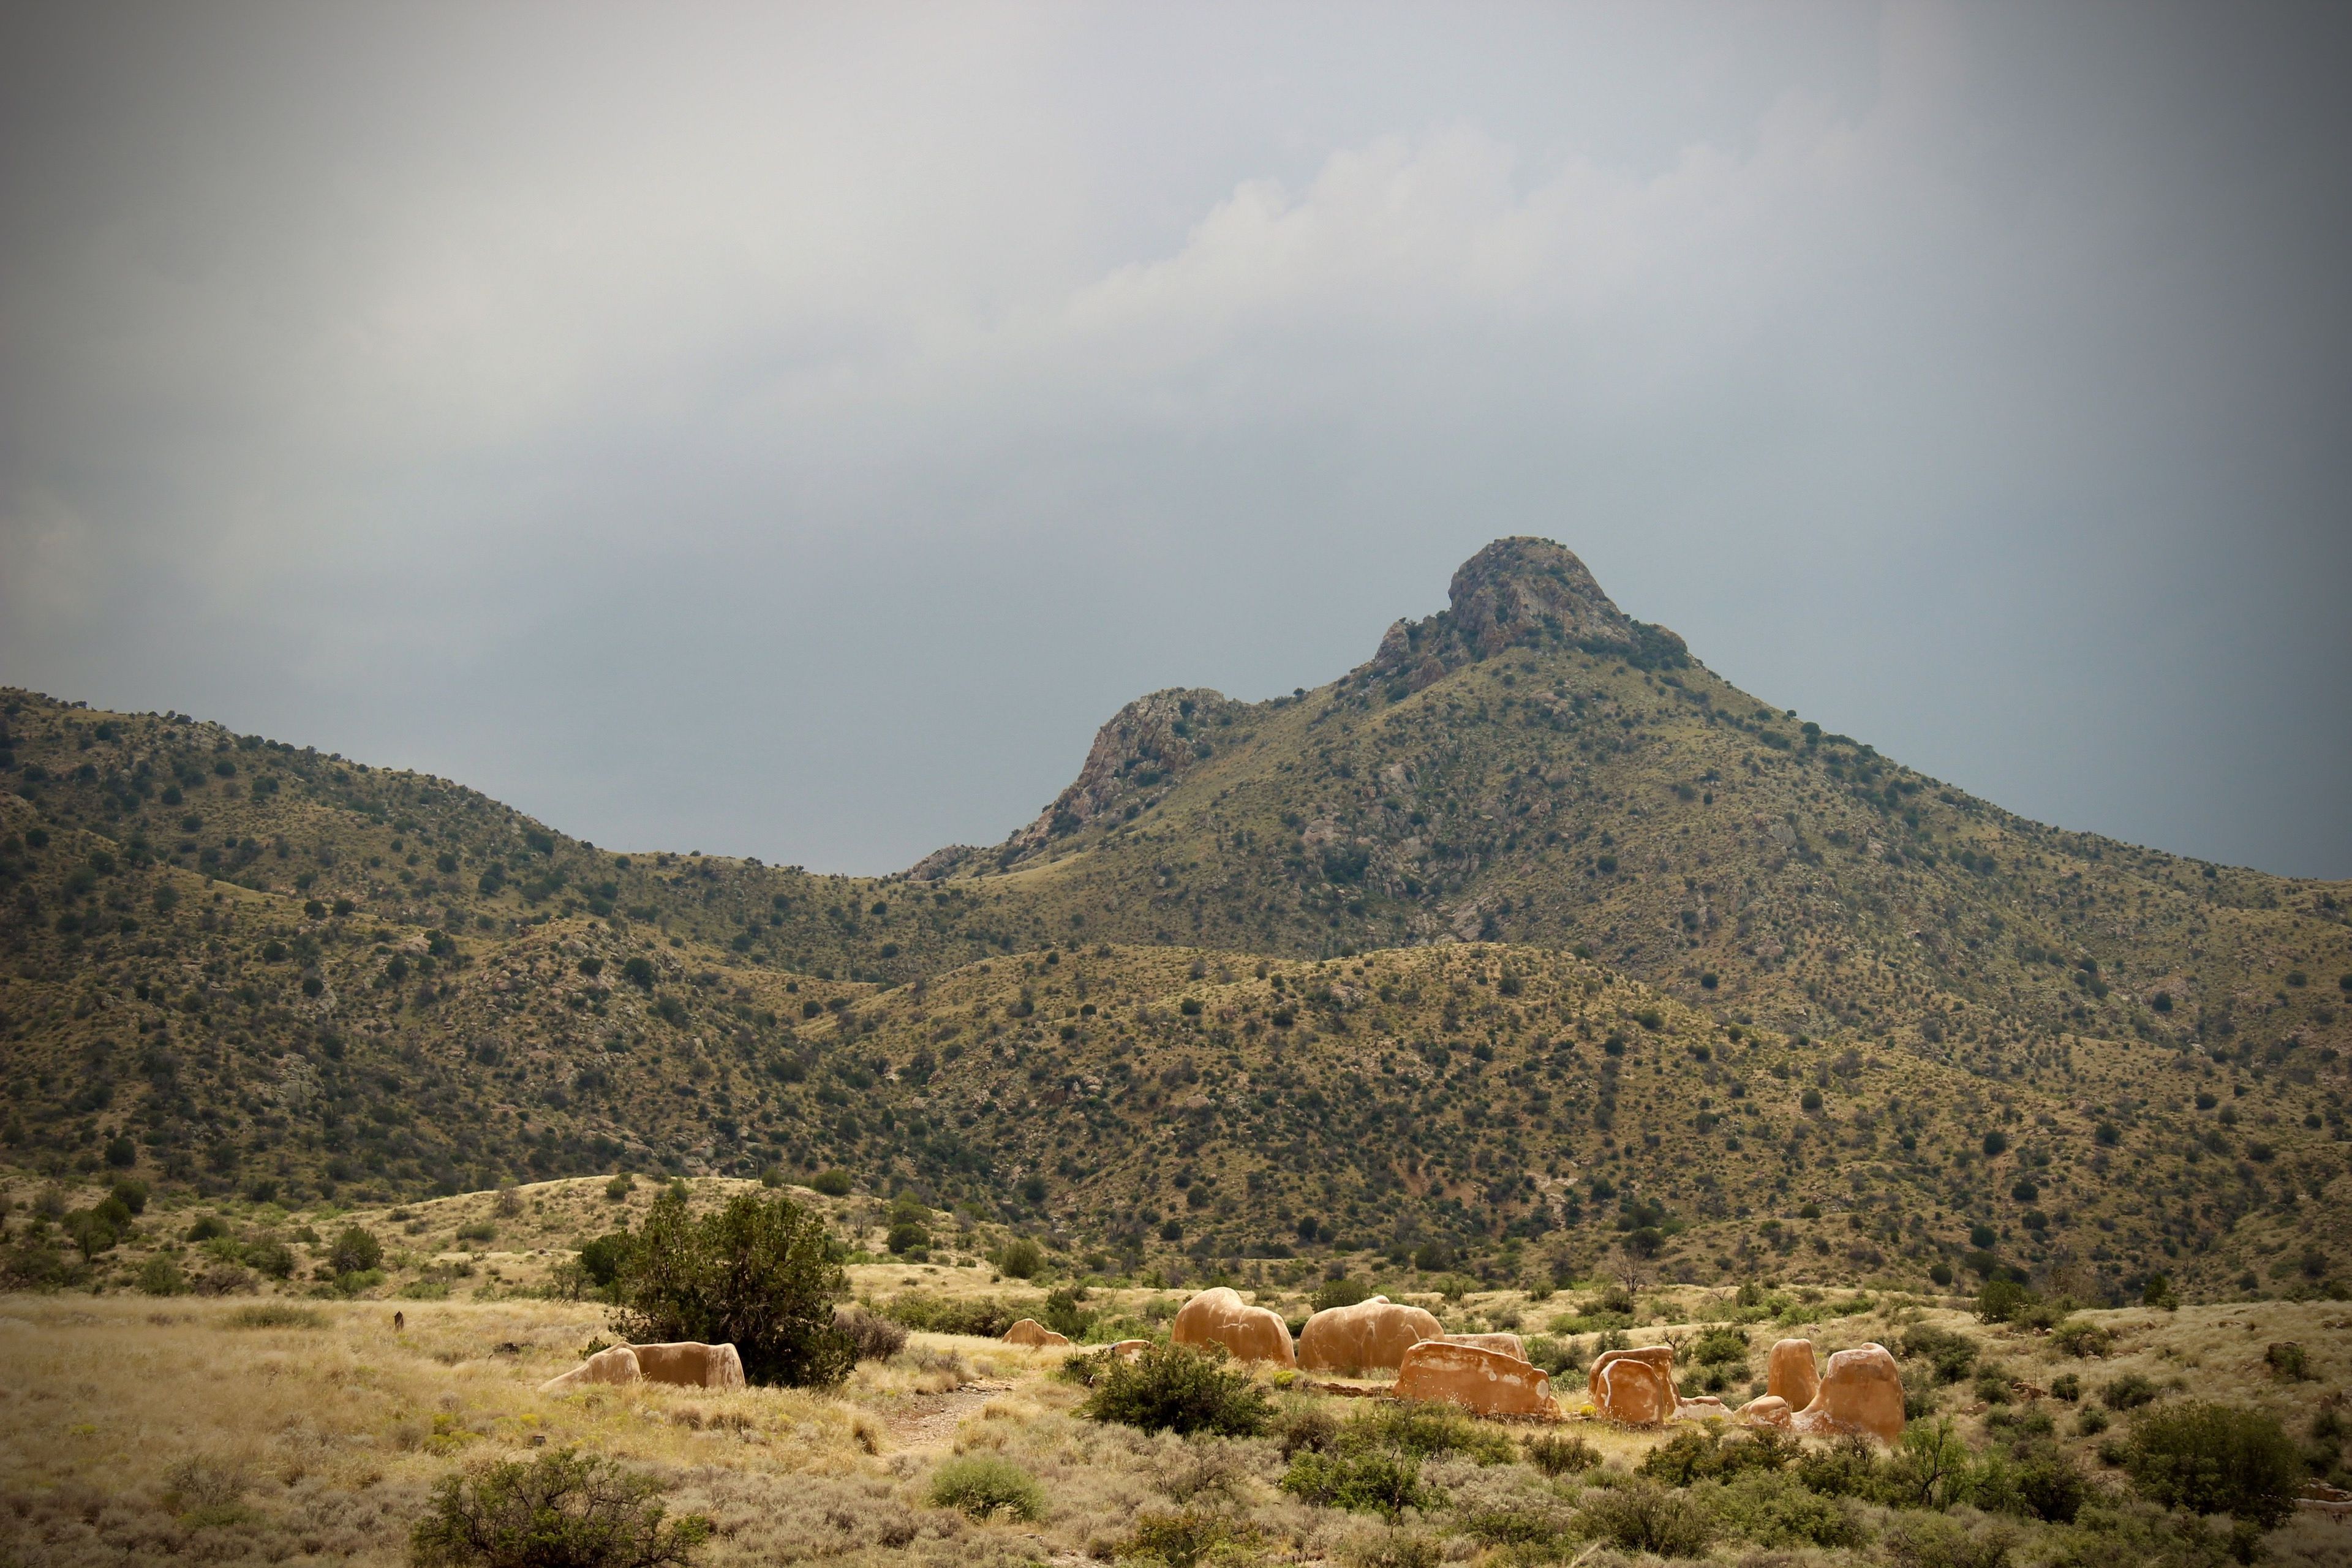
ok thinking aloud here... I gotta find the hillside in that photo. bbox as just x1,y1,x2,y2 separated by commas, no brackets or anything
3,538,2349,1306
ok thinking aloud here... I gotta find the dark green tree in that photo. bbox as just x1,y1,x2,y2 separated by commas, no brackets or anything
613,1188,853,1389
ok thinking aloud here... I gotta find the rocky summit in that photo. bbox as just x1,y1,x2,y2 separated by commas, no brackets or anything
2,539,2347,1304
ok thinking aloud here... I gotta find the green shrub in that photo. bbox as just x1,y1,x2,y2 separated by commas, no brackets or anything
328,1226,383,1275
1640,1426,1795,1487
2261,1341,2310,1381
927,1455,1046,1522
1335,1528,1441,1568
1079,1342,1270,1437
247,1241,296,1280
1311,1275,1373,1312
1883,1510,2019,1568
2122,1402,2300,1526
1522,1432,1600,1476
410,1448,709,1568
1795,1433,1888,1499
1691,1325,1751,1366
1328,1401,1507,1466
1709,1469,1868,1549
881,1292,1020,1339
613,1188,853,1389
808,1169,852,1197
605,1174,635,1201
996,1238,1044,1279
1281,1450,1440,1519
135,1255,187,1295
2099,1373,2158,1411
1114,1507,1260,1567
1574,1480,1716,1557
832,1305,907,1362
1902,1324,1978,1385
1977,1278,2040,1325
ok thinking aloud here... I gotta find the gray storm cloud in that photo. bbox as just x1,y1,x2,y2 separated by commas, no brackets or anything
2,1,2346,876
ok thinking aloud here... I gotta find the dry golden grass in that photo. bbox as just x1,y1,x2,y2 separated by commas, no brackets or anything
2,1278,2344,1566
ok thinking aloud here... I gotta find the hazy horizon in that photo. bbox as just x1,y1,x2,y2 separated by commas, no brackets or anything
5,2,2348,879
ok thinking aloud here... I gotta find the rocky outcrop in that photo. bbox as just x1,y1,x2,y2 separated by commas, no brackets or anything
1443,1332,1529,1362
538,1343,645,1393
1003,1319,1072,1348
1298,1296,1443,1373
1172,1286,1297,1366
1767,1338,1820,1409
1736,1395,1793,1429
1357,538,1685,697
630,1341,747,1390
1588,1345,1678,1425
1394,1339,1558,1417
991,688,1254,869
1788,1343,1904,1444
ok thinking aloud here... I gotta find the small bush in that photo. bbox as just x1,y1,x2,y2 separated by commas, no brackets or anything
1976,1278,2040,1325
410,1449,710,1568
2261,1341,2309,1381
1902,1324,1978,1385
1273,1402,1340,1459
1883,1510,2018,1568
137,1255,187,1296
2122,1401,2300,1526
1080,1343,1270,1437
833,1305,908,1362
927,1455,1046,1522
1312,1275,1373,1312
2050,1320,2114,1359
1710,1468,1868,1549
1691,1325,1751,1366
2099,1373,2158,1411
882,1292,1020,1339
1640,1425,1796,1487
222,1302,326,1329
1115,1507,1260,1567
1336,1528,1442,1568
328,1226,383,1275
1348,1401,1515,1465
996,1238,1044,1279
1523,1431,1600,1476
1281,1450,1440,1519
807,1169,852,1197
604,1174,635,1202
1575,1479,1716,1557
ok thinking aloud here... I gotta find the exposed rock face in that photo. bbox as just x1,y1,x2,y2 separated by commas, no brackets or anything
1789,1343,1904,1444
1768,1338,1820,1409
629,1341,747,1390
538,1343,644,1393
1003,1319,1072,1348
1394,1339,1558,1417
1172,1286,1297,1366
1588,1345,1678,1425
1298,1295,1442,1373
1443,1332,1529,1362
1736,1395,1793,1429
1359,538,1683,696
1109,1338,1152,1359
992,688,1254,869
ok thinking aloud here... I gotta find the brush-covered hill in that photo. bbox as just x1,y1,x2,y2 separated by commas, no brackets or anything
910,540,2352,1069
2,538,2348,1305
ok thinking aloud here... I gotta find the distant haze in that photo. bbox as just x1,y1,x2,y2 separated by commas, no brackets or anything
2,2,2346,878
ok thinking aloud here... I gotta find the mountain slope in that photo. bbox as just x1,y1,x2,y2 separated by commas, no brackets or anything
911,539,2351,1068
3,538,2348,1306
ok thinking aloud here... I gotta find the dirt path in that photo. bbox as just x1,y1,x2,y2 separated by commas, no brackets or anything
879,1378,1015,1451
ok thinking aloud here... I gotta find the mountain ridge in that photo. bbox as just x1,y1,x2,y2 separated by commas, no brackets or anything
2,537,2346,1302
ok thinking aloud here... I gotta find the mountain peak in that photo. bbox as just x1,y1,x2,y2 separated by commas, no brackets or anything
1365,536,1679,692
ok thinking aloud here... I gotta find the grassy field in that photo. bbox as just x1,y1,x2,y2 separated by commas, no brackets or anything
2,1275,2345,1567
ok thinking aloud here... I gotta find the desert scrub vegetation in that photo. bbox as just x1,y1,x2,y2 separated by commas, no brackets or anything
611,1185,855,1387
925,1454,1047,1522
1075,1341,1272,1436
410,1449,710,1568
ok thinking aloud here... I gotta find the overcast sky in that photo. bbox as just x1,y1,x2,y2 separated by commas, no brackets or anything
3,2,2347,879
